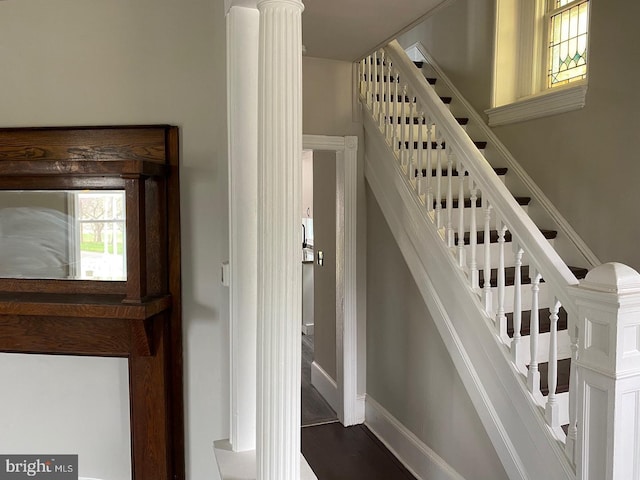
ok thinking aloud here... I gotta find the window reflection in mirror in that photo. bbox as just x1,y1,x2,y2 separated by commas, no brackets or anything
0,191,126,281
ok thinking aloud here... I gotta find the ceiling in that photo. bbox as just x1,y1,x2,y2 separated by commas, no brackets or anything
301,0,450,61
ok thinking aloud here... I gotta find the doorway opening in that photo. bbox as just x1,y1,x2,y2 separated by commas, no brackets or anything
301,148,339,427
300,134,363,428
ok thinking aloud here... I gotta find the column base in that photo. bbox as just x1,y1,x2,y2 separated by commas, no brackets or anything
214,440,317,480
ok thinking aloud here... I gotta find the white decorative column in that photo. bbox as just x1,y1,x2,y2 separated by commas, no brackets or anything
570,263,640,480
256,0,304,479
226,4,259,453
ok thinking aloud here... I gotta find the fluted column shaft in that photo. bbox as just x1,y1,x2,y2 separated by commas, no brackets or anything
256,0,304,479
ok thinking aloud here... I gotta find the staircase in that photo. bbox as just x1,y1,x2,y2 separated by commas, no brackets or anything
359,41,640,480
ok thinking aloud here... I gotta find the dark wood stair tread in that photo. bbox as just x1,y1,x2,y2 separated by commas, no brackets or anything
363,75,436,86
386,116,468,125
416,167,506,177
376,94,450,104
536,358,571,396
455,228,557,245
435,196,531,209
479,265,587,288
400,140,486,150
364,74,397,82
507,307,568,337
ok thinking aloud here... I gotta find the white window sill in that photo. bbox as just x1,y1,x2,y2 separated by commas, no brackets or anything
485,83,588,127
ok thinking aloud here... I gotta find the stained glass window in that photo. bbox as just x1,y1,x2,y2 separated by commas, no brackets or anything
548,0,589,87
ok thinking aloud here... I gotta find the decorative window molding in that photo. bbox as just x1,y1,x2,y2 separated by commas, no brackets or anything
486,82,587,126
489,0,590,126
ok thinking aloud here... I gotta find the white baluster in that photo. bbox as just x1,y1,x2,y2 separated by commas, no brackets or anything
399,85,407,167
527,270,542,395
457,161,466,267
565,321,578,465
425,119,434,214
371,52,377,110
392,74,399,155
435,137,443,228
545,299,561,427
416,111,425,199
385,63,393,141
496,218,507,340
469,180,479,290
446,149,454,247
512,243,524,366
359,59,364,98
483,200,493,314
407,98,415,182
378,50,385,129
363,58,368,97
366,55,372,108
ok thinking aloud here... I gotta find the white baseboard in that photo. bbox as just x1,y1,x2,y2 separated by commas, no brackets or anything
310,361,339,413
365,396,465,480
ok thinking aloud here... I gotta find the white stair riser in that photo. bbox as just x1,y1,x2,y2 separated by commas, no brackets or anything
445,204,528,230
415,172,496,200
512,330,571,365
484,282,555,314
374,100,451,116
392,124,467,140
454,238,555,270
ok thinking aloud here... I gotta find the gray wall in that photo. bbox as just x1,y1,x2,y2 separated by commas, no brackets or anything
398,0,640,270
313,151,337,380
0,0,229,478
366,187,509,480
303,56,362,137
398,0,495,115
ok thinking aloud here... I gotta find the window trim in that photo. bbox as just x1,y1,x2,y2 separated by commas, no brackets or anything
66,192,80,278
487,0,589,126
486,81,587,126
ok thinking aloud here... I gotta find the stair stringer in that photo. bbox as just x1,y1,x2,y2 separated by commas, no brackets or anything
364,115,575,480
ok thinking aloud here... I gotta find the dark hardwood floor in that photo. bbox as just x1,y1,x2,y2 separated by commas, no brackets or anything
301,334,415,479
302,422,416,480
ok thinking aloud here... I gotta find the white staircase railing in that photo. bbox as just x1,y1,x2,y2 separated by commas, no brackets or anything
360,40,640,480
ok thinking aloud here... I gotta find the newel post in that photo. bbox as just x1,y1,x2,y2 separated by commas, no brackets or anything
569,262,640,480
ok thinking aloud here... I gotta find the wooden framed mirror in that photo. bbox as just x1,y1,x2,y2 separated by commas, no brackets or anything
0,126,184,480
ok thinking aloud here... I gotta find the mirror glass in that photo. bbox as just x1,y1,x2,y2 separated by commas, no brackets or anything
0,190,126,281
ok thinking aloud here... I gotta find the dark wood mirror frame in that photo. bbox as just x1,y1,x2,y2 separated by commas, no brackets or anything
0,126,184,480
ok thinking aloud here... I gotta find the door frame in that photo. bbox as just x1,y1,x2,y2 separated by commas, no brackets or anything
303,134,363,425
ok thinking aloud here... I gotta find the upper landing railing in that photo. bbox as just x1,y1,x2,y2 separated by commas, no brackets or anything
359,40,640,480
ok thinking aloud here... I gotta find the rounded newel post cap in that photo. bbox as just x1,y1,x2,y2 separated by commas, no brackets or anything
580,262,640,294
